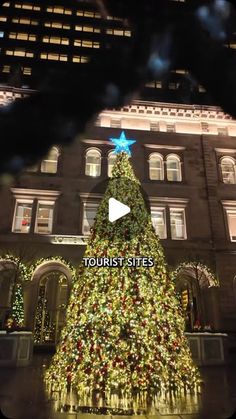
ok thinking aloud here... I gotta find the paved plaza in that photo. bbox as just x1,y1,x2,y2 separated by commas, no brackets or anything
0,354,236,419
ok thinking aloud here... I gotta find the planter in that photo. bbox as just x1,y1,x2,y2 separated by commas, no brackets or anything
185,332,228,366
0,331,33,367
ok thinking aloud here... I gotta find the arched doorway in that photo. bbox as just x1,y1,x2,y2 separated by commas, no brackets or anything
34,271,69,344
176,275,201,332
31,260,72,345
174,263,220,331
0,261,17,327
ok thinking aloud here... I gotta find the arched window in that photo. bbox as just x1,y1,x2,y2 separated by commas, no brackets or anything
166,154,182,182
149,153,164,180
41,147,59,174
107,151,116,177
85,148,101,177
220,157,236,184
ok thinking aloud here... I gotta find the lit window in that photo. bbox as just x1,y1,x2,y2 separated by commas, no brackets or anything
43,36,69,45
166,123,175,133
0,16,7,22
47,6,72,15
41,147,59,174
74,39,100,48
218,127,228,136
2,65,10,73
166,154,182,182
150,122,159,131
151,208,166,239
6,49,34,57
15,3,40,10
170,208,186,240
76,10,101,18
72,55,88,63
0,31,4,38
220,157,236,184
106,28,131,37
44,21,70,29
12,201,33,233
225,208,236,241
9,32,36,41
75,25,100,33
22,67,32,75
83,202,99,235
149,153,164,180
2,2,10,7
110,119,121,128
40,53,67,61
85,149,101,177
12,17,38,25
35,202,54,234
108,151,116,177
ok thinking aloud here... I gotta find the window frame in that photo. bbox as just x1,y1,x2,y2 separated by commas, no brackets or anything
169,207,187,240
150,206,167,239
82,202,99,235
85,148,102,177
220,156,236,184
34,200,55,235
166,153,182,182
12,199,33,234
149,152,164,181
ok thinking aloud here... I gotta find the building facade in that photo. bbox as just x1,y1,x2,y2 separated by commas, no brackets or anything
0,86,236,346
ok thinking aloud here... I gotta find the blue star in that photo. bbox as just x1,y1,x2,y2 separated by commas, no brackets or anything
109,131,136,156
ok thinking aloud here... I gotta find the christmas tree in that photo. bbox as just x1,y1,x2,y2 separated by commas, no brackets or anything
11,283,24,327
45,132,200,412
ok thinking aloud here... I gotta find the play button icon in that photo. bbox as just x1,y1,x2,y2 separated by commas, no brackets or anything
109,198,130,223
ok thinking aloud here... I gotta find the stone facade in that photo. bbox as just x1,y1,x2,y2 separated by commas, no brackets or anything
0,87,236,343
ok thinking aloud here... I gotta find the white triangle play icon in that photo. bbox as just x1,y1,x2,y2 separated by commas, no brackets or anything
109,198,130,223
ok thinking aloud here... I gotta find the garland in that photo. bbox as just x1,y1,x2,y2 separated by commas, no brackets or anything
171,261,219,288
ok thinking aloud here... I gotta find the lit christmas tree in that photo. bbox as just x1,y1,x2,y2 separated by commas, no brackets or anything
11,283,24,327
45,132,200,412
34,285,52,343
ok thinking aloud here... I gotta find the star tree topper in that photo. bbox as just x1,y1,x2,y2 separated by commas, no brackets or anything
109,131,136,156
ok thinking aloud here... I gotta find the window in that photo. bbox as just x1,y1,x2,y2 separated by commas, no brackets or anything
43,36,69,45
220,157,236,184
166,123,175,133
41,147,59,174
106,28,131,37
12,17,38,25
72,55,89,63
218,127,228,136
2,65,10,73
75,25,100,33
15,3,40,11
85,149,101,177
9,32,36,41
6,49,34,57
149,153,164,180
74,39,100,48
110,119,121,128
170,208,186,239
44,21,70,30
150,122,159,131
35,202,54,234
151,208,166,239
225,209,236,241
166,154,182,182
76,10,101,18
0,16,7,22
40,53,67,61
46,6,72,15
12,201,32,233
83,202,99,235
22,66,31,75
108,151,116,177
